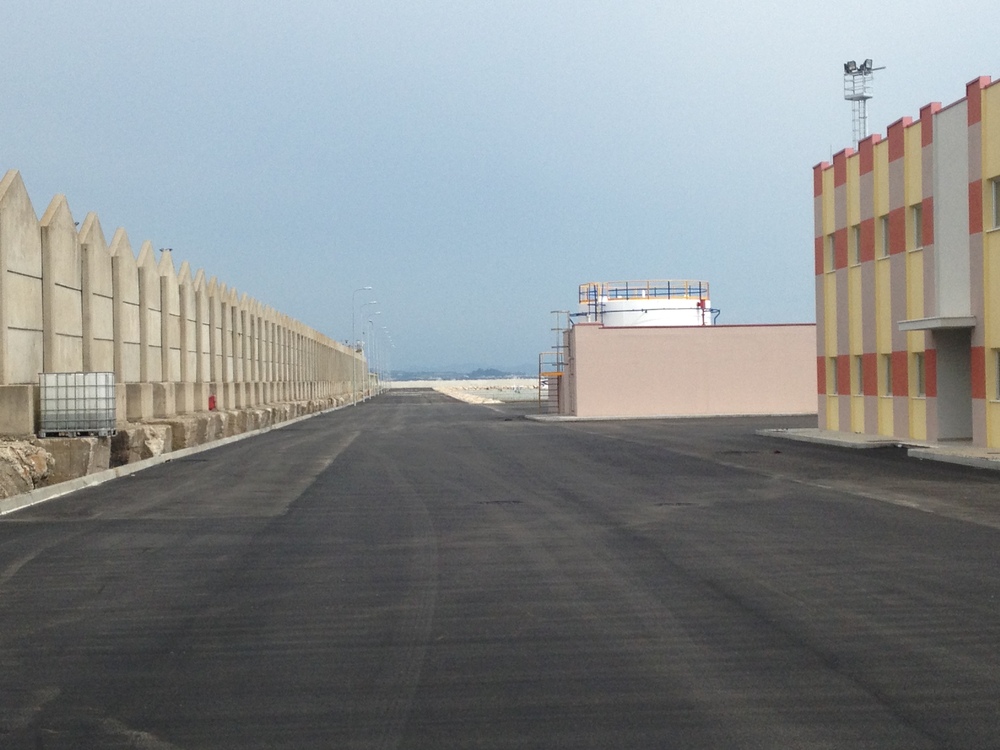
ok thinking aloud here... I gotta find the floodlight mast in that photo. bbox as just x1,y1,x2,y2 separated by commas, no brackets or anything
843,58,886,146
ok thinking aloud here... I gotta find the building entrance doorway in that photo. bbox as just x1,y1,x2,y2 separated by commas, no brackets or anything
933,329,973,440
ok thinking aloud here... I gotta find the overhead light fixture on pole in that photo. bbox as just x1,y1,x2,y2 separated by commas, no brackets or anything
360,302,378,400
843,58,886,147
351,286,372,406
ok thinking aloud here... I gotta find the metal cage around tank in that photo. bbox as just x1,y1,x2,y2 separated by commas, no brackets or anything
576,280,715,327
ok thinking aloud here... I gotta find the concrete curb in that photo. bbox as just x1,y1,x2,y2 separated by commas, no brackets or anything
906,448,1000,471
528,412,817,423
755,428,916,450
0,401,353,517
760,427,1000,472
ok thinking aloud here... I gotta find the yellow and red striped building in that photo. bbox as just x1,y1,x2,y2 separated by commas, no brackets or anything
815,75,1000,447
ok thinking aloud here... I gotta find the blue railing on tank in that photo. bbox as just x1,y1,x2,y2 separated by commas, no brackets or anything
578,280,710,304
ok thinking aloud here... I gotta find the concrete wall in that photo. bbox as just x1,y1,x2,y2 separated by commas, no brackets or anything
563,323,817,419
0,169,366,435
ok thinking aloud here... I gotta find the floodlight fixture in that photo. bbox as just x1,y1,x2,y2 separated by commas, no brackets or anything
843,57,885,146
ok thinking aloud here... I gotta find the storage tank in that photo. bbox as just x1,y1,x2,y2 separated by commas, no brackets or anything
577,280,714,326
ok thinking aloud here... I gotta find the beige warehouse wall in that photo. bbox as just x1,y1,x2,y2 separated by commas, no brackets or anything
564,323,817,419
0,169,366,434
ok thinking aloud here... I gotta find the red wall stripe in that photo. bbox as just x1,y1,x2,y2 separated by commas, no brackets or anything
971,346,986,399
922,196,934,246
833,151,848,188
967,76,990,126
815,236,824,276
970,180,983,235
837,355,850,396
817,356,826,395
862,353,878,397
887,117,912,162
860,217,875,263
920,102,940,147
858,134,879,175
814,163,828,197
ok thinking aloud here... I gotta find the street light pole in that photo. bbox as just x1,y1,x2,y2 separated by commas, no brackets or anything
380,325,390,393
365,318,375,399
360,303,378,400
351,286,372,406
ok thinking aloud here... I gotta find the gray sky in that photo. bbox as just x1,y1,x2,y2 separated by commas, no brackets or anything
2,1,997,371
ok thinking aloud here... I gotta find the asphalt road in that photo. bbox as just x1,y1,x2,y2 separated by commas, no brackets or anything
2,390,1000,748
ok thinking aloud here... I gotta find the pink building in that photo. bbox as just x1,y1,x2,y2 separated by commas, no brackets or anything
554,281,817,419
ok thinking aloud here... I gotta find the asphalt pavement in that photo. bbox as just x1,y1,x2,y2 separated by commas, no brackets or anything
2,389,1000,748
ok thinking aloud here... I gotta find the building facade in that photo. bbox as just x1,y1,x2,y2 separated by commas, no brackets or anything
814,76,1000,447
559,323,816,419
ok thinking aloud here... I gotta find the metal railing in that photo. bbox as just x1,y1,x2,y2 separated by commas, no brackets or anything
578,280,710,304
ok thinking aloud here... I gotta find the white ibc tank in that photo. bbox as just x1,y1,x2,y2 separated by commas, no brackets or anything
578,280,713,327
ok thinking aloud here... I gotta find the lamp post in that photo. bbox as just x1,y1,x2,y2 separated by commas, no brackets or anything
370,323,379,396
380,326,390,392
361,305,379,400
843,58,885,146
351,286,372,405
365,317,376,399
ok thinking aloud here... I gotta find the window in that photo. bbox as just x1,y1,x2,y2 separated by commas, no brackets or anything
992,179,1000,230
882,354,893,396
879,215,890,257
829,356,839,395
853,355,864,395
913,352,925,397
911,204,923,249
850,224,861,265
826,235,836,271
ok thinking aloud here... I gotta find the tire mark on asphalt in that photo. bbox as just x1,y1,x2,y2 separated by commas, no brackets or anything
561,424,1000,531
348,448,439,750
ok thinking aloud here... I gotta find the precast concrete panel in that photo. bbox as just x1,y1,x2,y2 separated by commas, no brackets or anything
0,171,43,385
890,254,908,352
193,270,209,383
0,170,363,432
158,250,181,383
111,230,141,383
834,182,847,232
0,172,42,278
40,195,83,373
889,158,906,214
875,257,892,379
848,266,862,358
206,278,221,383
836,269,849,355
136,243,162,383
824,274,837,356
847,154,860,228
177,263,195,383
906,249,925,321
933,102,973,319
861,262,876,353
904,122,923,209
79,214,114,373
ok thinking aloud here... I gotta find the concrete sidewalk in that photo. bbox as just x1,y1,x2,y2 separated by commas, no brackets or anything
760,427,1000,472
